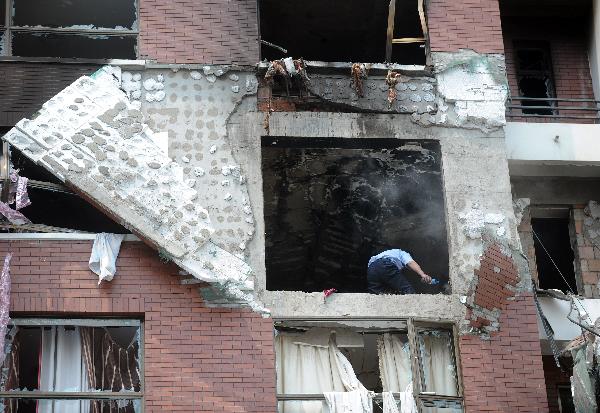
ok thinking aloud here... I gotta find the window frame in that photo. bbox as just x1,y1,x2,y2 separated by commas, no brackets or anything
0,0,139,60
274,317,464,413
0,317,144,410
513,40,558,116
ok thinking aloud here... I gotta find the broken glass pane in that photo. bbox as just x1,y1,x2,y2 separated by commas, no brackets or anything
11,32,136,59
417,330,459,397
1,398,141,413
420,398,463,412
1,325,141,393
13,0,137,30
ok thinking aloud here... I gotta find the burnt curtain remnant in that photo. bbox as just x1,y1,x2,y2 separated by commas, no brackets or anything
262,137,448,293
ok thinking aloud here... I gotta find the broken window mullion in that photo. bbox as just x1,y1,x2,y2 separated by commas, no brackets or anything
407,318,424,410
3,0,9,56
10,26,139,36
385,0,396,63
0,391,144,399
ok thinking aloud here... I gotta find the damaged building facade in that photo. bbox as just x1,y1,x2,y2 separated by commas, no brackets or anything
0,0,600,411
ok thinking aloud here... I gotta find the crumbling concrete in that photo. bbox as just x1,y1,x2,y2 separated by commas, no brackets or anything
266,50,507,132
2,66,266,313
225,107,523,327
1,48,519,327
306,73,437,114
432,49,508,130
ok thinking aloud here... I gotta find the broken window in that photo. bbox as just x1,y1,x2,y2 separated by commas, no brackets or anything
0,143,128,233
259,0,427,65
532,215,577,293
1,0,137,59
262,137,449,294
275,320,462,412
0,318,142,412
514,41,557,115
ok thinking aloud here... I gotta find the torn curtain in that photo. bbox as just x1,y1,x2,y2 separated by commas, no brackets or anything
275,333,372,413
377,334,417,413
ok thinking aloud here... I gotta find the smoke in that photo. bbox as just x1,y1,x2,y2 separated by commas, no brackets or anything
263,139,449,292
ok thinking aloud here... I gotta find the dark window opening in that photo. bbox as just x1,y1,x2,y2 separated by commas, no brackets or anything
262,137,449,293
1,0,137,59
514,42,556,115
4,145,128,233
12,32,136,60
13,0,136,29
259,0,426,65
532,218,576,293
1,320,142,412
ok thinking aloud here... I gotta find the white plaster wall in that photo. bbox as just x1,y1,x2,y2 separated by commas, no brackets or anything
506,122,600,164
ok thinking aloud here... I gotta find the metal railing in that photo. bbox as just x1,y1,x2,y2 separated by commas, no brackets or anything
506,96,600,122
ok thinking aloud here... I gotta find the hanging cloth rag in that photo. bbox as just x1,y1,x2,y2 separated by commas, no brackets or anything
382,392,400,413
324,390,371,413
0,202,30,225
89,233,125,284
15,176,31,210
399,383,418,413
0,253,12,365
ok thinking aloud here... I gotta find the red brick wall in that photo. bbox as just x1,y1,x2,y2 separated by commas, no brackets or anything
138,0,259,64
542,355,571,413
1,240,276,413
459,293,549,412
427,0,504,53
503,16,596,123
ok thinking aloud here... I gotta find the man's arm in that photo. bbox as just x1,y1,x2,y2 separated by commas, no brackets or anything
407,260,432,284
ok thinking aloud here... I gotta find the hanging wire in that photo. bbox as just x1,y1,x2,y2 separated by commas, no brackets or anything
531,228,577,294
532,228,594,326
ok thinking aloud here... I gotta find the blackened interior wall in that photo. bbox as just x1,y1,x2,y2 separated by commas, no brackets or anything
262,137,448,293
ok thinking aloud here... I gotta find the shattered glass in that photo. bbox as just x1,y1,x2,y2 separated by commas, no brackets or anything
419,399,463,413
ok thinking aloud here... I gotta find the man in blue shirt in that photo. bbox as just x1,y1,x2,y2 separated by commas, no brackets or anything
367,249,432,294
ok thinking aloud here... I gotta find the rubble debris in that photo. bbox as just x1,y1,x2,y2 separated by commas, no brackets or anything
260,39,288,54
264,57,310,86
15,175,31,210
324,288,337,302
0,253,11,365
385,71,403,108
351,63,369,97
89,233,126,284
0,202,31,225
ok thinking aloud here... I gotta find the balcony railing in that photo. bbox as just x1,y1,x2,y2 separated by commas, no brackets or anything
506,96,600,122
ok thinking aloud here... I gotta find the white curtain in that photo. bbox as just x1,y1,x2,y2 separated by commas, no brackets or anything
377,334,417,413
276,333,371,413
276,334,345,413
418,331,458,397
38,326,89,413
